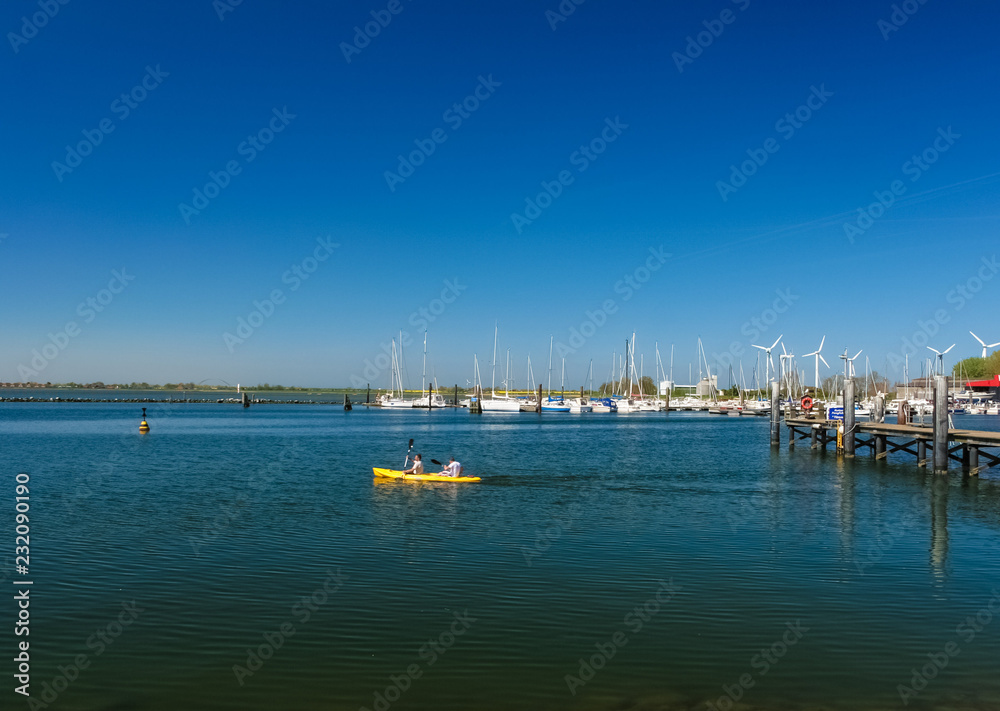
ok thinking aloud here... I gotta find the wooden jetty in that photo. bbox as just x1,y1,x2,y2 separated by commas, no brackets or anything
777,375,1000,475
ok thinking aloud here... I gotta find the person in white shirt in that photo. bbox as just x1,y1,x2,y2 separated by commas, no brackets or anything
403,454,424,475
440,457,462,477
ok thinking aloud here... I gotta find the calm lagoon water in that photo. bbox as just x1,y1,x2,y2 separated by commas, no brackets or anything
3,403,1000,710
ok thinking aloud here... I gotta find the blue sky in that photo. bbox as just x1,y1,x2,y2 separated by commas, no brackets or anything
1,0,998,388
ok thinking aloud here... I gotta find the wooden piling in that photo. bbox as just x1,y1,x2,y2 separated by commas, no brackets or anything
471,385,482,414
898,400,909,426
968,445,980,476
344,394,352,411
917,439,927,467
242,392,249,408
933,375,948,473
366,385,370,404
454,384,458,406
770,381,780,446
844,380,856,457
874,394,885,424
537,384,543,413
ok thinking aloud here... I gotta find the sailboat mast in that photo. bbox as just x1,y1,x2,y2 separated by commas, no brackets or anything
505,348,511,398
491,322,498,397
421,330,427,399
548,336,553,395
561,357,565,399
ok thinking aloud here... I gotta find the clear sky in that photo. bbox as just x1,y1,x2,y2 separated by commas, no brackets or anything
2,0,998,389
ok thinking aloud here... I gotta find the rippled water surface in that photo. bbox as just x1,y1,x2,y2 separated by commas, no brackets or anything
3,403,1000,711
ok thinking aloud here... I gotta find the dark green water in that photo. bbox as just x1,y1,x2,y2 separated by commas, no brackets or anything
3,404,1000,711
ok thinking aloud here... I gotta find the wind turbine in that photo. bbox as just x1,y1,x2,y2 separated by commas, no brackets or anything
970,331,1000,359
779,343,795,395
839,348,862,382
803,336,829,390
927,344,955,375
751,335,782,385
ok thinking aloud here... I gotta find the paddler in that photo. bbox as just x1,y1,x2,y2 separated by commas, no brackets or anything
402,453,424,476
439,457,462,477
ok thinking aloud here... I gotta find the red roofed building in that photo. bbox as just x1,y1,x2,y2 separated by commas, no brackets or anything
965,374,1000,393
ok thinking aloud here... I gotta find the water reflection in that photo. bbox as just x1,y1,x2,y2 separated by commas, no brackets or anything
930,476,949,583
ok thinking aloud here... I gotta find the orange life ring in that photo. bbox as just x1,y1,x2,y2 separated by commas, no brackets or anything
801,396,814,410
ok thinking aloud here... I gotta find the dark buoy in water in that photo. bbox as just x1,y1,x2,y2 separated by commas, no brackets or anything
139,407,150,434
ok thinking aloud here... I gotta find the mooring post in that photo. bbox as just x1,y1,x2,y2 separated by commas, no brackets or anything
537,384,543,413
917,439,927,467
874,394,885,424
899,400,909,426
933,374,948,474
770,381,780,446
844,380,855,457
344,394,352,411
454,384,458,406
366,385,370,404
811,426,818,449
242,392,249,408
968,445,980,476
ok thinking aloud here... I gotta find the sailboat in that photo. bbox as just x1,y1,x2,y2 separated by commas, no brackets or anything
480,324,520,412
412,331,447,408
563,359,592,413
541,337,570,412
378,337,413,408
520,355,539,411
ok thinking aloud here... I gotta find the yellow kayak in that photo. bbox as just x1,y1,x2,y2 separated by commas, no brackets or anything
372,467,481,483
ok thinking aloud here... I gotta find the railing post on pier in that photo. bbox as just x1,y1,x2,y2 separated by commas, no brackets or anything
844,380,856,458
933,375,949,474
770,381,780,447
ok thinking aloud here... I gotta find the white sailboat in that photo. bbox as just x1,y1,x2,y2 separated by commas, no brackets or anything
481,324,520,412
413,331,447,408
542,337,570,412
563,358,592,413
378,337,413,408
